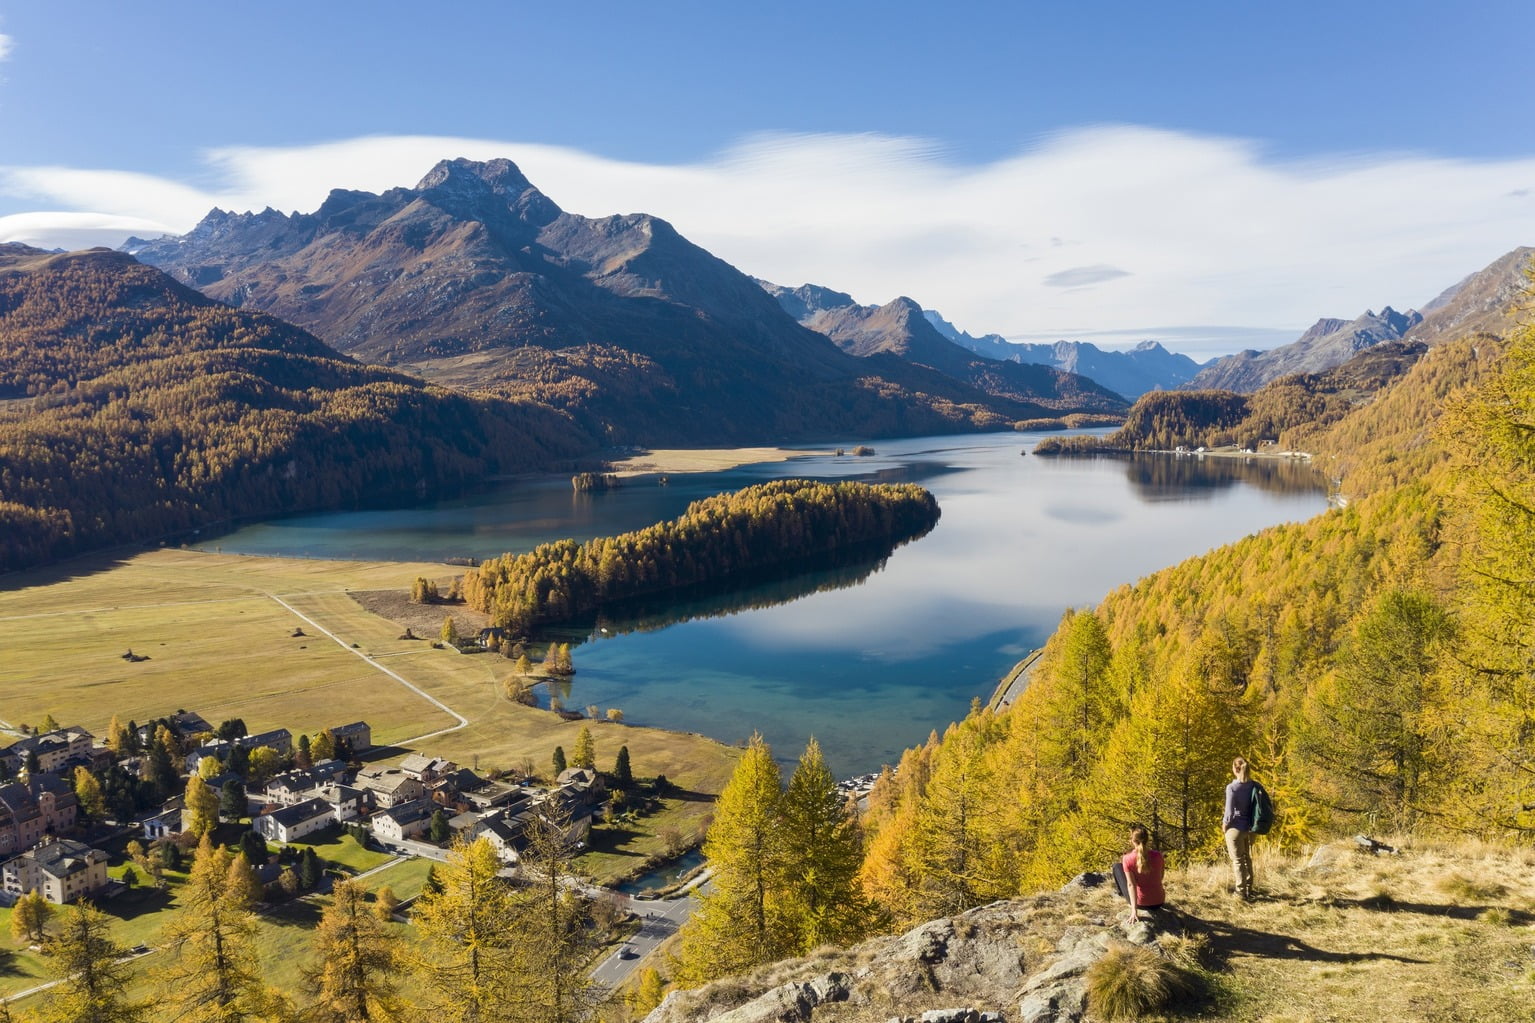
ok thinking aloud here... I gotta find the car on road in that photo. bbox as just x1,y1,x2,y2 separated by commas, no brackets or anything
618,946,636,959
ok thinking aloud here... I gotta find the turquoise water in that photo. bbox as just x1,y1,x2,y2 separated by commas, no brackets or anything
204,433,1327,775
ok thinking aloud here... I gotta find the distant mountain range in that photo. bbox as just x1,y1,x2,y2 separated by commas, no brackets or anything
1182,246,1533,393
757,282,1127,412
127,159,1122,444
922,311,1207,399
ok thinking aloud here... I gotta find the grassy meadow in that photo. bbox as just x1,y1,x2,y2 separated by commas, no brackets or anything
0,547,739,884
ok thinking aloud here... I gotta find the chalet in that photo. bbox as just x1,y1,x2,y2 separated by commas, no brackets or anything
0,778,78,856
315,784,369,823
354,767,425,809
236,729,293,757
370,799,434,843
328,721,372,754
135,711,212,745
555,767,607,811
477,810,528,864
1,840,109,904
1,727,95,775
252,797,334,844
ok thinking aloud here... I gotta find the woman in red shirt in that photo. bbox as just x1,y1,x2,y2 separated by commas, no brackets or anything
1119,823,1164,921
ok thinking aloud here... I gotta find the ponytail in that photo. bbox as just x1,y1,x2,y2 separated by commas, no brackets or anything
1128,824,1149,872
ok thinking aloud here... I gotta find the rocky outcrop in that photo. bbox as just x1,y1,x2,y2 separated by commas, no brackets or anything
643,880,1185,1023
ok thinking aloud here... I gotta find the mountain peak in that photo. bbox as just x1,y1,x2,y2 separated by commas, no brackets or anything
414,157,562,225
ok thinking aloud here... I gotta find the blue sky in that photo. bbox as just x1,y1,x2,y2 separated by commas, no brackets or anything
2,1,1533,357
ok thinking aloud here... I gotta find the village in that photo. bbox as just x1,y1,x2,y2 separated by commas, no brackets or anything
0,711,611,910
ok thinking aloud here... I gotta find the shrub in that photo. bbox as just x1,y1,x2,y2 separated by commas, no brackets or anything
1085,942,1194,1020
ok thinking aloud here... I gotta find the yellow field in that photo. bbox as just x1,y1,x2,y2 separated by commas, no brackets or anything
0,549,738,820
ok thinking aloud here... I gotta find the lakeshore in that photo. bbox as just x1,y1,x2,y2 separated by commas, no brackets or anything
604,445,835,477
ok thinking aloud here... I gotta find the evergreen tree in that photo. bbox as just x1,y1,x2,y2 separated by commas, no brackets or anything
238,830,267,869
429,809,452,845
37,901,143,1023
775,738,871,953
551,746,567,778
572,726,596,771
410,837,521,1022
219,779,248,822
154,834,264,1022
676,734,786,985
294,734,312,770
304,879,404,1023
298,848,323,891
613,746,633,791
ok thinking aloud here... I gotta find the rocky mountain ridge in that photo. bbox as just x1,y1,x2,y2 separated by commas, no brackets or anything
758,282,1128,413
126,158,1118,445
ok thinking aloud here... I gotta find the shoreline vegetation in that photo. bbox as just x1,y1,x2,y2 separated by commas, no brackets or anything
462,479,942,634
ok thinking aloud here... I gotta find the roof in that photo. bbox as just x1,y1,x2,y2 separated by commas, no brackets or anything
238,728,292,750
20,840,107,879
356,768,421,794
377,799,435,827
261,797,333,829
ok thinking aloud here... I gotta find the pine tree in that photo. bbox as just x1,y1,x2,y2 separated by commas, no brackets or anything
294,734,313,770
551,746,567,778
775,738,871,953
613,746,633,791
429,809,452,844
220,780,248,822
154,834,264,1023
304,879,404,1023
676,734,786,985
11,888,52,944
410,837,521,1022
225,852,264,910
37,901,143,1023
626,968,667,1018
572,726,596,771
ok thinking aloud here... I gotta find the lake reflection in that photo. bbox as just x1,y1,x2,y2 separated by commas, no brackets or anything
205,432,1328,775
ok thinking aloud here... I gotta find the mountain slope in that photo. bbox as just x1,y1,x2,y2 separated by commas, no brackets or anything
923,309,1205,397
127,158,1078,444
0,245,586,571
1182,246,1535,394
1186,306,1422,392
759,282,1128,413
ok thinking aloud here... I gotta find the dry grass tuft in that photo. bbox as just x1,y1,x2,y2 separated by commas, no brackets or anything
1085,941,1195,1020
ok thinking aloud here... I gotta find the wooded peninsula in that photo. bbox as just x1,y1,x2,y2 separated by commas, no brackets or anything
461,479,941,634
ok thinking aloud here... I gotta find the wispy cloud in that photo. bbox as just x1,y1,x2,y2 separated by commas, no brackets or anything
0,33,12,62
3,127,1535,352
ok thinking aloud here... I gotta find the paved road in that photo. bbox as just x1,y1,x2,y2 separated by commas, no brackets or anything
590,893,700,989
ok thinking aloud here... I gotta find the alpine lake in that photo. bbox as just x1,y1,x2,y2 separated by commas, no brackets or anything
202,431,1328,777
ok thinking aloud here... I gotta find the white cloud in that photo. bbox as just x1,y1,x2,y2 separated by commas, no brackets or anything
3,127,1535,354
0,33,12,61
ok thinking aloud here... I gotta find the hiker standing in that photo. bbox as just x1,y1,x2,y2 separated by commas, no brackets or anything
1222,756,1257,899
1115,823,1165,922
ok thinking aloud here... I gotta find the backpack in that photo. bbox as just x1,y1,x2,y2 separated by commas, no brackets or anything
1249,780,1275,835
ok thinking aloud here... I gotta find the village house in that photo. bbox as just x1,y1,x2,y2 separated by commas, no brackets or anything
1,840,109,904
251,797,335,844
353,767,425,809
0,777,78,856
262,760,350,805
460,777,528,813
140,802,181,842
314,784,369,823
236,729,293,757
1,727,95,776
184,740,234,774
370,799,435,844
398,754,457,786
327,721,372,754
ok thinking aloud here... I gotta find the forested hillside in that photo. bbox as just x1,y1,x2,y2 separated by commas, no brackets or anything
463,479,940,634
846,276,1535,933
0,247,588,570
